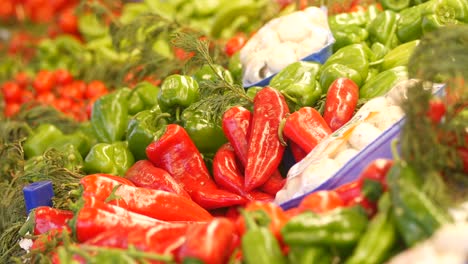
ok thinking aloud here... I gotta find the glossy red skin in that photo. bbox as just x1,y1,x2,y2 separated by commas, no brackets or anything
146,124,247,210
334,180,376,216
224,33,247,57
88,173,136,186
358,159,394,191
245,87,289,191
323,78,359,132
1,81,22,103
213,143,248,197
427,98,446,124
258,170,285,196
80,174,213,222
33,70,56,94
288,140,308,163
58,8,78,34
33,206,74,235
85,80,108,100
125,160,190,199
284,106,332,154
297,190,344,214
178,218,236,264
222,106,251,167
54,69,73,85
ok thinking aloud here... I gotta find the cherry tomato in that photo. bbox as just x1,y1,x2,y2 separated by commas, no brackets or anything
53,97,73,111
58,81,84,100
58,8,78,34
224,33,247,57
173,47,195,61
2,81,23,103
21,89,35,104
85,80,108,100
323,78,359,132
0,1,14,19
298,190,344,214
54,69,73,85
4,102,21,117
36,93,56,105
15,72,30,88
33,70,56,94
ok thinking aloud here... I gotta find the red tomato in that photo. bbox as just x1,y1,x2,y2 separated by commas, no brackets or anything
36,92,56,105
2,81,23,103
85,80,108,100
0,1,14,19
173,47,195,61
298,190,344,214
54,69,73,85
20,89,35,103
58,8,78,34
53,96,73,111
323,78,359,132
349,5,367,12
14,72,30,88
4,102,21,117
59,81,84,100
224,33,247,57
33,70,56,94
427,98,446,125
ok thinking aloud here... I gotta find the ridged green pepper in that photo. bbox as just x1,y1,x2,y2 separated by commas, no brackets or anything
396,6,424,43
270,61,322,110
380,0,410,11
387,162,452,247
320,64,363,91
359,66,408,99
370,42,389,61
241,210,286,264
126,107,170,161
320,43,373,88
49,130,92,158
83,141,135,176
331,26,369,52
288,246,332,264
23,124,64,159
281,206,369,248
127,81,160,115
91,88,129,143
157,74,199,120
381,40,420,71
368,10,399,48
345,193,397,264
181,104,227,155
193,64,234,84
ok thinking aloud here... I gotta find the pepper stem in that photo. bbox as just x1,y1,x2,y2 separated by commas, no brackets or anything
277,116,289,147
18,210,36,237
240,209,258,231
175,107,181,122
390,138,401,162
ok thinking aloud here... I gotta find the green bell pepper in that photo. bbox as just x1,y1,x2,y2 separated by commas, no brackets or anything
127,82,161,115
359,66,408,99
181,104,227,155
381,40,420,71
331,26,369,52
246,86,262,100
49,130,92,158
396,6,424,43
241,210,286,264
370,42,389,61
23,124,64,159
288,246,332,264
270,61,322,110
57,144,84,171
320,43,373,88
345,193,397,264
319,63,363,91
193,64,234,84
126,107,170,161
228,52,243,85
157,74,199,120
281,206,369,248
91,88,129,143
368,10,399,49
387,162,452,247
83,141,135,176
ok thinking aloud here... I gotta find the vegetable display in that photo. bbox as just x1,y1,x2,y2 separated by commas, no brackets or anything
0,0,467,264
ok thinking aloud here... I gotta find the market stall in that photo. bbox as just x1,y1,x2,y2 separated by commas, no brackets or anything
0,0,467,263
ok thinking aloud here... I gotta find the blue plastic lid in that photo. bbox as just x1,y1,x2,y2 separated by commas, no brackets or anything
23,181,54,214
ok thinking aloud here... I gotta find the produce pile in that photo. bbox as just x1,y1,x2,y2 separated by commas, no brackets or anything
0,0,467,263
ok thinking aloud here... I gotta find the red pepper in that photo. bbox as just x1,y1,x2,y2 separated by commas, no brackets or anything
334,180,377,216
323,78,359,132
178,218,236,264
282,106,332,154
297,190,344,214
222,105,285,196
358,158,394,191
146,124,247,210
85,223,190,257
125,160,190,199
80,174,213,222
20,206,73,236
288,140,308,162
213,143,248,197
427,98,446,125
245,87,289,191
247,191,274,202
91,173,136,186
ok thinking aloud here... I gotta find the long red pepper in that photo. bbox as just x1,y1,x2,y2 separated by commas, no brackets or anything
80,174,213,221
222,106,285,195
288,140,308,163
283,106,332,154
323,78,359,132
212,143,274,201
146,124,247,209
244,87,289,191
178,217,236,264
19,206,74,236
125,160,190,199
